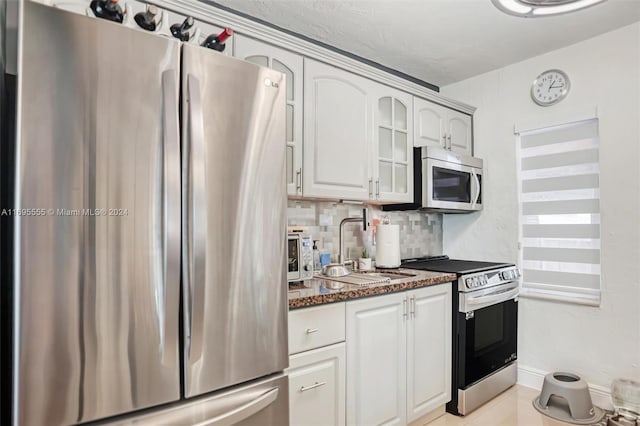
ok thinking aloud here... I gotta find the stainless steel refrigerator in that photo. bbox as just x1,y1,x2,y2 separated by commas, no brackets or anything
9,2,288,425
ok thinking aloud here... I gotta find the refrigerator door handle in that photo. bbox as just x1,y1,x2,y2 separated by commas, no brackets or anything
161,70,181,366
196,387,279,426
186,74,207,363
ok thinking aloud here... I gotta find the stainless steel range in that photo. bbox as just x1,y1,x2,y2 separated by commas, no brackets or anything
401,256,521,416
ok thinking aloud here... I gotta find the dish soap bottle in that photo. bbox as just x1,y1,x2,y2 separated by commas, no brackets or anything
313,240,321,272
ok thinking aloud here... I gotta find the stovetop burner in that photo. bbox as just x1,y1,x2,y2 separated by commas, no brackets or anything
401,255,514,274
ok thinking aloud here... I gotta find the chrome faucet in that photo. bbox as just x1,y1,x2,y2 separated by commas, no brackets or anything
338,208,368,264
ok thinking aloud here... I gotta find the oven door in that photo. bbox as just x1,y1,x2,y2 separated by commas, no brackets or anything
423,158,482,211
456,292,518,389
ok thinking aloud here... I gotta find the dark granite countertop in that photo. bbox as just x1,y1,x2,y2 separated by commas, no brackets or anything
288,269,456,309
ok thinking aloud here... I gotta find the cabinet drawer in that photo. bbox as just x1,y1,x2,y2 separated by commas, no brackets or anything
286,343,346,426
289,303,345,354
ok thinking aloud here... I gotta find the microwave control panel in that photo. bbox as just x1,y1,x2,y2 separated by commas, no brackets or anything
299,235,314,280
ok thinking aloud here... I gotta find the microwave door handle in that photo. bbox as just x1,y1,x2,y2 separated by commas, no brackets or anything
471,169,480,208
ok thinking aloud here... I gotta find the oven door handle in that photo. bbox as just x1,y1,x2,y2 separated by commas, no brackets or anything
461,286,519,313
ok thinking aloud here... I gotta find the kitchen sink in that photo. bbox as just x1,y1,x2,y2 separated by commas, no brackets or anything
351,270,417,283
320,270,417,288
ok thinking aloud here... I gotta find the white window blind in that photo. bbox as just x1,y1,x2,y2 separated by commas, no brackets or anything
517,119,601,306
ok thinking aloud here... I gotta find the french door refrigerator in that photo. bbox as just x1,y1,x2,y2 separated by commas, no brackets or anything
9,2,288,425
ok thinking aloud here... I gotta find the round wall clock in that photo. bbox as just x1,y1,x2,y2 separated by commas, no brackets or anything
531,69,570,106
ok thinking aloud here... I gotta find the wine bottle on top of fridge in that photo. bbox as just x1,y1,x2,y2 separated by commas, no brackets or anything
90,0,124,23
134,5,158,32
170,17,194,42
202,28,233,52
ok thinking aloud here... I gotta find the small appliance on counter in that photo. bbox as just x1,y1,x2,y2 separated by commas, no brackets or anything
287,230,314,283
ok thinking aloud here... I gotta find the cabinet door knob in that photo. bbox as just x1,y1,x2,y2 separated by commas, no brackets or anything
368,178,373,199
300,381,327,392
305,328,319,334
375,180,380,198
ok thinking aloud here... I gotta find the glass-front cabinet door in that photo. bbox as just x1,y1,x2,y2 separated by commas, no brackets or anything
234,35,303,196
373,88,413,202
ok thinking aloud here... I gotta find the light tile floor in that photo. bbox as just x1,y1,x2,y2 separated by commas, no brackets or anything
427,385,573,426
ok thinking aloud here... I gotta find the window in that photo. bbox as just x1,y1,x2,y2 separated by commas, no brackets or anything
517,119,601,306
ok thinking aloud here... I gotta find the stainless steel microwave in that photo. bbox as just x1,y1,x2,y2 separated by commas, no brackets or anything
422,147,483,212
287,232,314,283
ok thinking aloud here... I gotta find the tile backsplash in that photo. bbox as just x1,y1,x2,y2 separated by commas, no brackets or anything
287,200,442,263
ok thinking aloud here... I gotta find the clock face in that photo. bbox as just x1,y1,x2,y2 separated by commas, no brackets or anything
531,69,570,106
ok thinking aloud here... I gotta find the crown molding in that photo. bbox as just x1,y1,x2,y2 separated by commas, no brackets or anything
153,0,476,115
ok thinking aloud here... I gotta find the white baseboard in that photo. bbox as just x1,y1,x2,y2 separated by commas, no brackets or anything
517,364,613,411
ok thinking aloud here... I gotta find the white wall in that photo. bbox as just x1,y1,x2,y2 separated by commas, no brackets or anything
441,22,640,400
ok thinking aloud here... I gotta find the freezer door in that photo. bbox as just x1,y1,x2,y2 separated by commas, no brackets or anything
107,374,289,426
182,44,288,397
14,2,181,425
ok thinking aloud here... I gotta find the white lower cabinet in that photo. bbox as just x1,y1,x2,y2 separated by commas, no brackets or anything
287,343,346,426
346,284,452,426
289,302,346,355
287,304,346,425
406,286,452,423
346,293,407,426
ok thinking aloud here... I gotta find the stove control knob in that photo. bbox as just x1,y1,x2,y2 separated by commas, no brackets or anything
472,277,479,287
465,278,473,288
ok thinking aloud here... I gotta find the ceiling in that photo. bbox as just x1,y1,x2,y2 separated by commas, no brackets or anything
211,0,640,87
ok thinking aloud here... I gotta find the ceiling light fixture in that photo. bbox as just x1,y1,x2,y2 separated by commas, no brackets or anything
491,0,607,18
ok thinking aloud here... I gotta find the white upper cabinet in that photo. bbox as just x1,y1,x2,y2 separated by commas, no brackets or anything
303,59,373,200
414,97,473,156
234,35,304,196
373,86,414,203
447,111,472,155
414,97,447,150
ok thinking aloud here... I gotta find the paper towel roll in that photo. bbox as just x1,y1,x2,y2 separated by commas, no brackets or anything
376,224,400,268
